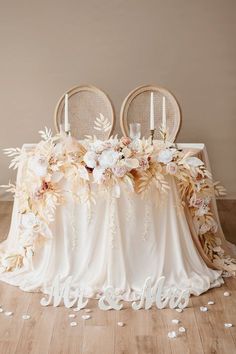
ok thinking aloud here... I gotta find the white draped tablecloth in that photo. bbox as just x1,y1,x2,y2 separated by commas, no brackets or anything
0,143,229,300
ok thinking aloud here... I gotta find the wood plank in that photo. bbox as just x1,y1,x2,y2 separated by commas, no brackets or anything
0,283,32,354
192,281,236,354
14,291,57,354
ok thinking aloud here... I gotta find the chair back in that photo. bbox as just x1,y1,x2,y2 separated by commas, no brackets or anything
120,85,181,142
54,85,115,139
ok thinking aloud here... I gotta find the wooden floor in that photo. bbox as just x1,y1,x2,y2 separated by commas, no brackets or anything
0,201,236,354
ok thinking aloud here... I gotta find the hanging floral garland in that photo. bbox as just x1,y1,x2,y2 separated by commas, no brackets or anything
0,128,235,275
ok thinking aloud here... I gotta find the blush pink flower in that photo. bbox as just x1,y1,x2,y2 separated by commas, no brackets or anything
166,162,178,175
120,137,132,146
138,157,149,171
112,165,127,178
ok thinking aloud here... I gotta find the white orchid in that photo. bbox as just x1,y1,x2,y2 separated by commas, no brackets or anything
83,151,98,168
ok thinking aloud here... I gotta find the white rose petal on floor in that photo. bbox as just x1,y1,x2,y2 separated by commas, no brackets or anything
224,323,233,328
200,306,208,312
172,319,180,324
82,315,91,320
70,321,78,327
84,309,92,313
223,292,230,297
4,311,13,316
22,314,31,320
117,322,125,327
168,331,177,339
68,314,76,318
178,327,186,333
176,308,183,313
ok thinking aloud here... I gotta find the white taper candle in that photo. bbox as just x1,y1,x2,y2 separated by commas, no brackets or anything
162,96,166,130
64,93,69,132
150,92,154,130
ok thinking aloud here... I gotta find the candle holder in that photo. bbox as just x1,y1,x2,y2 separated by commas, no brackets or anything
65,123,71,137
150,129,155,145
159,125,168,145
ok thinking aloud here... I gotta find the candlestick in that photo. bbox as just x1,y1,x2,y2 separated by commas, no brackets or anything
64,93,70,132
162,96,166,130
150,92,154,130
150,129,155,145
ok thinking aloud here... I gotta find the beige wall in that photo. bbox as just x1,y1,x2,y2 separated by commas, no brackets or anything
0,0,236,199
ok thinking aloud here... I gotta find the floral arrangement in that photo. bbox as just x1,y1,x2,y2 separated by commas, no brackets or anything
1,127,235,275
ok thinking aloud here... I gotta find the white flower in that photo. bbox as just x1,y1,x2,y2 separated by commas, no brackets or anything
29,156,48,177
99,149,120,168
184,157,204,167
50,172,64,183
78,165,89,181
19,229,36,246
166,162,178,175
157,149,174,164
90,140,107,154
199,223,210,234
21,212,39,229
124,158,139,170
1,252,23,270
93,167,106,184
83,151,98,168
195,205,209,217
53,143,64,156
122,147,132,158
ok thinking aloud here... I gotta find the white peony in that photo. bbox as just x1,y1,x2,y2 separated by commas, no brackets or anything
83,151,98,168
29,155,48,177
157,149,174,164
99,149,120,168
93,167,106,184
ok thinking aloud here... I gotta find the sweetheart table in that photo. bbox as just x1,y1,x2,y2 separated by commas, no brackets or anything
0,133,235,301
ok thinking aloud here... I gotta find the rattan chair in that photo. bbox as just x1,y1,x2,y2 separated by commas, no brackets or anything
120,85,181,142
54,85,115,139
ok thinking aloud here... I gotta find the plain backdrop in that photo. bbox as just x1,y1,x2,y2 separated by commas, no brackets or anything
0,0,235,199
